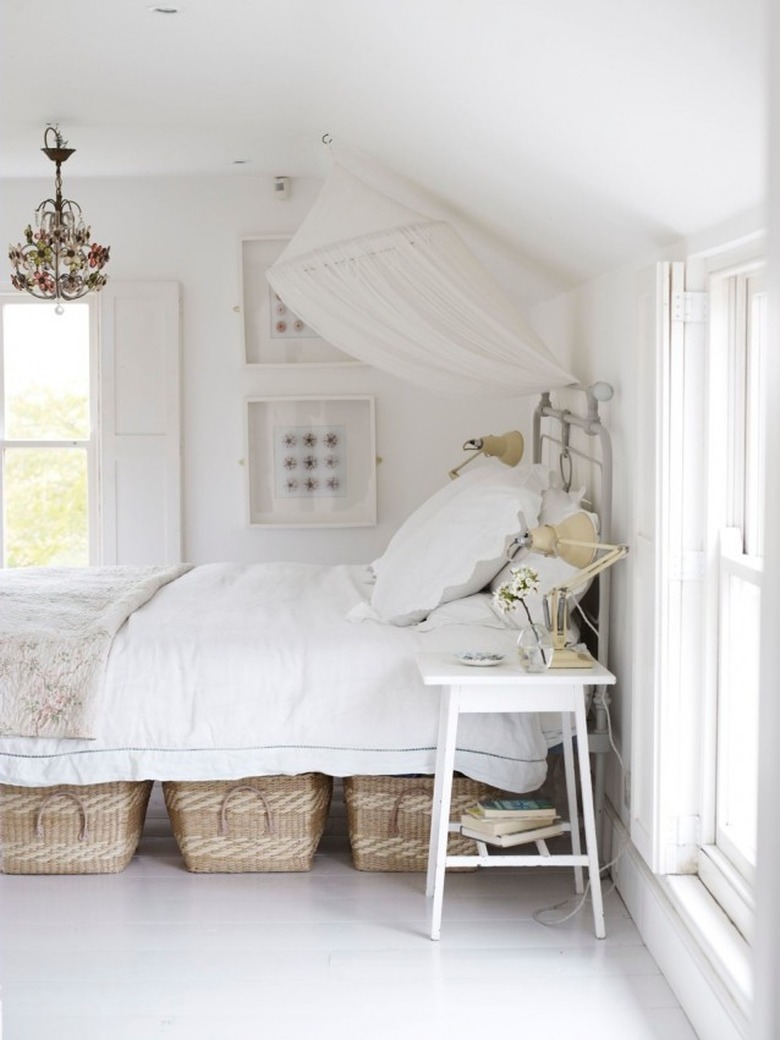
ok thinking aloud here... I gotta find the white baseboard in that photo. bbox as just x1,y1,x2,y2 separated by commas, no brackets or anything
606,805,750,1040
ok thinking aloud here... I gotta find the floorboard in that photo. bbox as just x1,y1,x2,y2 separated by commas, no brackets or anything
0,782,699,1039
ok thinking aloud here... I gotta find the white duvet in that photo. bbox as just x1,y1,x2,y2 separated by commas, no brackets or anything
0,563,550,792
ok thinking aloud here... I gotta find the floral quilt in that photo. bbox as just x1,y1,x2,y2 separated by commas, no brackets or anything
0,564,191,739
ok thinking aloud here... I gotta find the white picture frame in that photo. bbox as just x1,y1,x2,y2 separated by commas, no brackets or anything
240,236,360,366
246,395,377,527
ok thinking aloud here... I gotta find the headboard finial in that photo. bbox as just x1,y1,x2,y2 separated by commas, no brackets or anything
584,382,613,427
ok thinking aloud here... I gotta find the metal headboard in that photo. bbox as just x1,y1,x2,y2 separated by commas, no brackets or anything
531,382,616,835
531,381,615,666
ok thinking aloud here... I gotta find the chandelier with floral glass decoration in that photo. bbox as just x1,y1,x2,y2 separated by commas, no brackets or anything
8,126,110,312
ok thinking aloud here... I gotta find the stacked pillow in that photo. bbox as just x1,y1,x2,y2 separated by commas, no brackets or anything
368,463,547,626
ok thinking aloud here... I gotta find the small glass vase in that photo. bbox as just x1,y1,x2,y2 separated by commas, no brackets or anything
516,624,553,673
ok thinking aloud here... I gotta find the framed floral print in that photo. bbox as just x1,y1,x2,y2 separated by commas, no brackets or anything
240,236,359,366
246,395,377,527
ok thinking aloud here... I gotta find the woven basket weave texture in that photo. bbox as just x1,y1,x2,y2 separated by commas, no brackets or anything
0,780,153,874
343,774,504,872
162,773,333,872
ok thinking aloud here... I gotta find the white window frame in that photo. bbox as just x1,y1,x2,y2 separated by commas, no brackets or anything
699,256,766,942
0,281,181,568
0,293,100,566
631,241,765,1020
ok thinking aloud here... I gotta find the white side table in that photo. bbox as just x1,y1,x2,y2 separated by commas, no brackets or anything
417,653,616,941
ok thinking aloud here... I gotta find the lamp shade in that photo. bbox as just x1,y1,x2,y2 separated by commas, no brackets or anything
480,431,525,468
449,429,524,479
525,512,598,570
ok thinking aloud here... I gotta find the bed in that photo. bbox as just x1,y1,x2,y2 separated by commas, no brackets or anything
0,387,615,853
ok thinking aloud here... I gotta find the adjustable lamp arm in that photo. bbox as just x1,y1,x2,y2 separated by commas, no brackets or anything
545,541,628,668
448,442,486,480
510,511,629,668
551,540,628,595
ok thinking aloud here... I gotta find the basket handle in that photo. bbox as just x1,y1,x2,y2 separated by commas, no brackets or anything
388,785,433,837
217,784,275,837
35,791,89,843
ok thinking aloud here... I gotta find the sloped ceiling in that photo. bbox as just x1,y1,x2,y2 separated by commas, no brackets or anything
0,0,767,291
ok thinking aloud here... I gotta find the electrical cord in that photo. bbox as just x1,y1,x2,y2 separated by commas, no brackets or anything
532,828,629,926
532,693,629,928
573,597,600,641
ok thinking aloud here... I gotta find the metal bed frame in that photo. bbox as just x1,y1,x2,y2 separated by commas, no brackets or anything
531,381,616,842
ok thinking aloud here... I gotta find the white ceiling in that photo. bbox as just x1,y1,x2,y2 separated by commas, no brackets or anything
0,0,767,288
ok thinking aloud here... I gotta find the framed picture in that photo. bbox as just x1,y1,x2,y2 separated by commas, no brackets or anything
246,395,377,527
240,236,359,366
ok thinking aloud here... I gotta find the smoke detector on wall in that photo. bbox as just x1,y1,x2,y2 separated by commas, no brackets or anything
274,176,291,200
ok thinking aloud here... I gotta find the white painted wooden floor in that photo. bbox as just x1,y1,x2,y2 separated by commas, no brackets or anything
0,782,698,1040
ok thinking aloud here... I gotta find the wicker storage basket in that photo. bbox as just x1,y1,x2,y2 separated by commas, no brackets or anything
0,780,153,875
343,774,504,872
162,773,333,872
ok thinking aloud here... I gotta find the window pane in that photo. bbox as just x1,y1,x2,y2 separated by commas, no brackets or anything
3,447,89,567
2,304,90,440
717,571,759,876
744,279,766,557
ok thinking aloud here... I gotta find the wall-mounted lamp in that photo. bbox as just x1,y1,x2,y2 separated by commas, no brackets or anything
511,511,628,668
448,430,524,480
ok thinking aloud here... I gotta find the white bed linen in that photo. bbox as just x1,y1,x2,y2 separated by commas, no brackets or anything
0,563,549,792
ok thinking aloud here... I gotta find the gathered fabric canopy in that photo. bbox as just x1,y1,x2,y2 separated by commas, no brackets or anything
267,161,577,398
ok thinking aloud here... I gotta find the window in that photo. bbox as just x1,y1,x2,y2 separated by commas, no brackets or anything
0,297,98,567
1,281,182,569
630,249,764,1018
700,262,766,939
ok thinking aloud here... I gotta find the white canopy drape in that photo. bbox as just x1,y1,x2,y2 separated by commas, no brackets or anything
267,162,577,398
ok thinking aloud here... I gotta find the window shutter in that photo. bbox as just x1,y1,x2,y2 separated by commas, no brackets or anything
630,261,671,870
99,281,182,564
632,261,708,874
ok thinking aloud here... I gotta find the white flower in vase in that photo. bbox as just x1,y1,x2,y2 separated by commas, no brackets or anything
492,565,551,671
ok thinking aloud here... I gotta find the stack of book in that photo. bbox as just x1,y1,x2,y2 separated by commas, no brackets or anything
460,797,564,847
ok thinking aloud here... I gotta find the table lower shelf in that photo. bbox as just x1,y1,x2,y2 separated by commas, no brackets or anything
443,852,592,868
442,823,590,870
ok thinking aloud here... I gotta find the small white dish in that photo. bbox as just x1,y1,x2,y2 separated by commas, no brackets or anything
456,651,505,667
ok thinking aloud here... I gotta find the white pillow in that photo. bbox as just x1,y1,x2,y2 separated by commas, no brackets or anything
370,462,541,575
538,478,588,526
415,593,507,632
369,463,544,626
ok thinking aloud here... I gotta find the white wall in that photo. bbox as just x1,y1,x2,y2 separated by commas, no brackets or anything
1,173,561,565
531,258,659,813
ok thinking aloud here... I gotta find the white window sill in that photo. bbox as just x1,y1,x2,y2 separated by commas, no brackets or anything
663,874,752,1018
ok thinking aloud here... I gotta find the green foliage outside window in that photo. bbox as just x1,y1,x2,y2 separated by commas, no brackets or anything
3,388,89,568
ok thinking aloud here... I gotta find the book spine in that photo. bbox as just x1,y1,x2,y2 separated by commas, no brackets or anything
460,823,564,848
477,799,554,813
469,809,557,821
